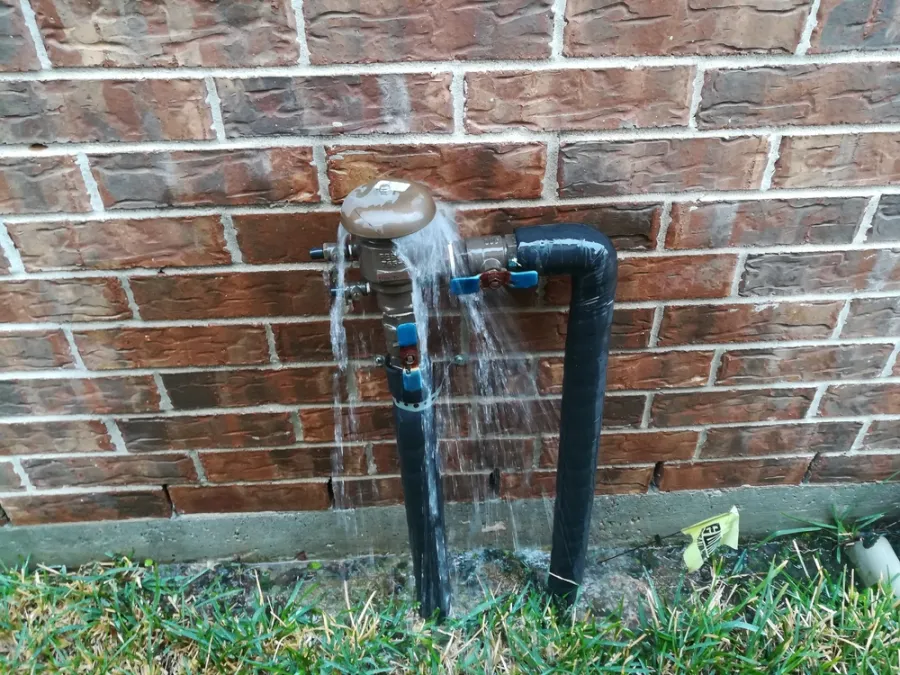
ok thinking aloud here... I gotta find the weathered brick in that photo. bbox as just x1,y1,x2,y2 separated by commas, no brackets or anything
163,367,336,410
457,203,662,251
74,326,270,370
466,68,692,132
518,306,653,350
334,477,404,507
0,156,89,214
819,383,900,417
441,439,535,472
658,301,844,346
23,454,197,488
658,457,810,491
0,461,22,491
274,319,384,362
842,297,900,337
32,0,299,67
326,143,545,201
0,80,214,144
169,483,331,514
666,199,866,249
0,0,39,71
540,431,699,466
702,422,862,459
773,134,900,189
119,413,295,452
652,388,816,426
699,64,900,129
0,278,131,324
90,148,319,209
501,466,653,498
0,420,112,455
538,352,713,394
870,194,900,242
716,345,893,385
559,138,768,198
303,0,553,64
129,271,328,321
477,396,645,432
808,453,900,483
299,406,396,443
0,376,159,416
233,212,339,264
811,0,900,53
618,255,737,302
0,330,73,371
218,74,452,137
863,420,900,450
0,489,171,525
741,249,900,296
201,446,367,483
565,0,811,56
8,217,230,271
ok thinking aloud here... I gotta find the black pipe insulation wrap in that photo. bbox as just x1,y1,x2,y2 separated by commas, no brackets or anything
386,368,451,619
513,224,617,604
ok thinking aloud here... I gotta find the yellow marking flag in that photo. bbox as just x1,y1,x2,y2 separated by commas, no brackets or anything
681,506,740,572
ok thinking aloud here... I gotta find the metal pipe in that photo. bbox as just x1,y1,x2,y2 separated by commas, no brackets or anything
513,224,618,604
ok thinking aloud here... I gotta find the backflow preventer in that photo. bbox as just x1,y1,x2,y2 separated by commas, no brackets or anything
312,179,618,619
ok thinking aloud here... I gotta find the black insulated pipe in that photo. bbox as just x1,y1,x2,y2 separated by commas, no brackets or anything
513,224,617,604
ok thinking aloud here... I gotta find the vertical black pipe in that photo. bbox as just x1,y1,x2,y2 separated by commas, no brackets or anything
386,368,451,619
513,224,617,604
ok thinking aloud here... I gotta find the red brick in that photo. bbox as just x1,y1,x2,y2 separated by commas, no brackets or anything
564,0,810,56
540,431,699,466
457,203,663,251
0,330,73,371
842,297,900,338
0,420,112,455
0,376,159,416
666,199,866,249
699,64,900,129
818,383,900,417
0,278,131,323
303,0,553,64
514,307,653,350
773,134,900,189
619,255,737,302
119,413,295,452
716,345,893,385
658,301,844,346
447,357,536,399
232,212,338,264
163,366,336,410
808,453,900,483
74,326,270,370
651,388,816,426
466,67,692,132
0,461,22,491
90,148,319,209
32,0,299,67
741,250,900,296
129,271,328,321
559,137,768,197
538,351,713,394
501,466,653,498
299,406,396,443
811,0,900,53
477,396,645,432
334,476,403,507
0,0,39,71
274,319,384,362
218,74,452,137
870,194,900,242
441,439,535,472
0,489,171,525
201,446,366,483
8,217,230,271
169,483,331,514
23,454,197,488
0,80,213,144
0,156,89,214
326,143,546,201
863,420,900,451
703,423,862,459
658,457,810,491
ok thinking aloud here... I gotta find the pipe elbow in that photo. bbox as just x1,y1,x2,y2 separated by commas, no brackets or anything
512,223,617,291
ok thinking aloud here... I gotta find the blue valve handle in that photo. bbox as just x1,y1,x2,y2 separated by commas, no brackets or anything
449,270,539,296
397,322,418,347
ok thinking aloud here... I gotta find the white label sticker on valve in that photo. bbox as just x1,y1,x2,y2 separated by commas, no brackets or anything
374,180,410,192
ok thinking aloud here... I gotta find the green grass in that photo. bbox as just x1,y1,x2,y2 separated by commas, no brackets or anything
1,543,898,673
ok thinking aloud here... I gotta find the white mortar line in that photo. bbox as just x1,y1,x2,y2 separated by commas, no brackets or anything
265,325,280,365
805,385,827,418
728,252,747,296
687,66,705,130
0,219,25,275
74,153,104,212
640,393,654,429
219,214,244,264
119,277,142,320
290,0,312,65
655,202,672,251
8,457,34,491
647,306,665,348
849,419,872,452
760,134,782,191
706,348,724,387
451,69,466,137
291,410,304,442
853,195,881,243
796,0,822,56
880,343,900,377
152,374,173,411
189,451,209,483
203,76,227,141
17,0,51,70
103,419,128,453
542,134,560,200
311,145,331,203
61,327,86,369
690,428,708,460
550,0,567,60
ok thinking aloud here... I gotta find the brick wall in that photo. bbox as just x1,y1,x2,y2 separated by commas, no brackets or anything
0,0,899,528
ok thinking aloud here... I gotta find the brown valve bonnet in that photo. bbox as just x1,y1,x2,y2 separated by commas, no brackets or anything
340,179,436,239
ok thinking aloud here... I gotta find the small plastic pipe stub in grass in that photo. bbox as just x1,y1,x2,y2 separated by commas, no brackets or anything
848,536,900,598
